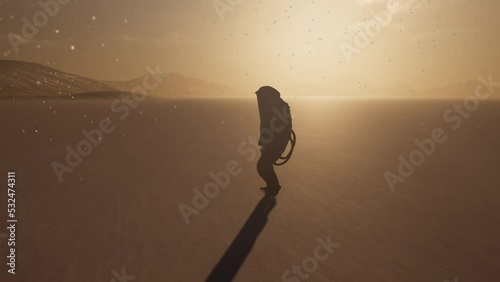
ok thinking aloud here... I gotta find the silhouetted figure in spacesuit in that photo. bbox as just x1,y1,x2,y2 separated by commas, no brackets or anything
255,86,293,196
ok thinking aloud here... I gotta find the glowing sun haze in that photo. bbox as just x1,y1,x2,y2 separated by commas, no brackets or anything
1,0,499,96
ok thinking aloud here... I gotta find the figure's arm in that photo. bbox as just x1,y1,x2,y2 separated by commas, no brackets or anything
257,103,268,147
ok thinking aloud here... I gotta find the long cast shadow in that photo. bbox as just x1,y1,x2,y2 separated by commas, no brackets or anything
206,194,277,282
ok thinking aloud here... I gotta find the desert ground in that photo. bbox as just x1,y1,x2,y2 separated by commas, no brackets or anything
0,97,499,281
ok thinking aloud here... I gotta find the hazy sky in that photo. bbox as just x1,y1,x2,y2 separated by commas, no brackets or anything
1,0,499,96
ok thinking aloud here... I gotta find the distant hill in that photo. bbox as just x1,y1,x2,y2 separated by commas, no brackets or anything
104,72,247,98
323,75,419,97
421,81,480,98
0,60,114,97
2,59,489,99
68,91,131,99
0,59,247,98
